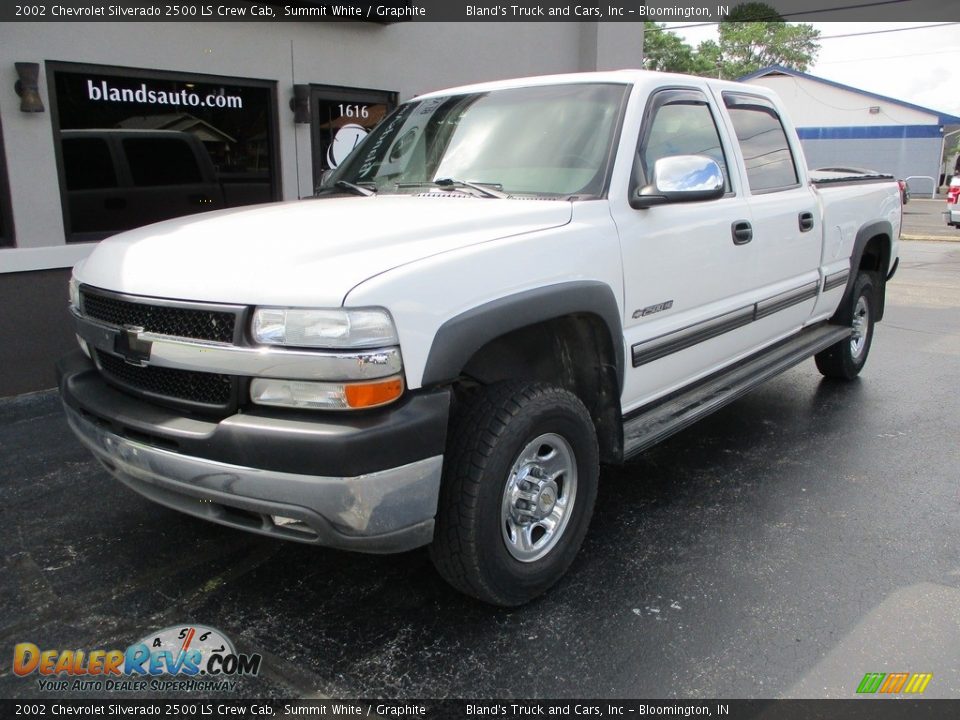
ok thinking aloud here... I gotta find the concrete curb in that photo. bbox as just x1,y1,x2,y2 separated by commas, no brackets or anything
901,234,960,242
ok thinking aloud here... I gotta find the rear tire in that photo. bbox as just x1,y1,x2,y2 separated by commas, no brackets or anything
430,381,599,606
815,271,876,380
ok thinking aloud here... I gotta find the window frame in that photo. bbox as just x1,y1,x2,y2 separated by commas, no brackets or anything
46,60,282,244
632,86,736,200
0,117,14,247
308,83,399,193
721,91,802,195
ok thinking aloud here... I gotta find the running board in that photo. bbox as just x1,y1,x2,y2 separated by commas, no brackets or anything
622,323,851,460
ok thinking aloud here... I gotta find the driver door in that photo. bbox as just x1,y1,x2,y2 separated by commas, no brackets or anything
611,87,761,412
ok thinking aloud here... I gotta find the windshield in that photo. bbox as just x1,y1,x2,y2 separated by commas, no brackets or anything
323,83,629,199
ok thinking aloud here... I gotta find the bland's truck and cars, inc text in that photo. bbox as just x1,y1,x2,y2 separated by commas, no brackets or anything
59,70,902,606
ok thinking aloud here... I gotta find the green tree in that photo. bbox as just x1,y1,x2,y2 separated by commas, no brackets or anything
640,3,820,80
642,22,701,74
724,1,784,21
716,8,821,79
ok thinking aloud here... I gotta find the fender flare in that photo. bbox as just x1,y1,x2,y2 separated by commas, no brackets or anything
843,219,893,321
420,281,624,391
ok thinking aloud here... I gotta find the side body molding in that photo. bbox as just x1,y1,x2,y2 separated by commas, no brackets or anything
421,281,625,391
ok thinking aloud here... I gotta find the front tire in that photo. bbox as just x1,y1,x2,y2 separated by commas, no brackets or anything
430,381,599,606
815,271,876,380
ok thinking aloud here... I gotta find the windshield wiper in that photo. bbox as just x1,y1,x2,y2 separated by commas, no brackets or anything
396,179,508,199
436,178,508,199
332,180,376,197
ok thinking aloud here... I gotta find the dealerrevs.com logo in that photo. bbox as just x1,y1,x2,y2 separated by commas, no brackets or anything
13,625,262,693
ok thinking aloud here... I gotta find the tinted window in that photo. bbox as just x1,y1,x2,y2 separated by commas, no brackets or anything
640,94,730,190
311,87,395,190
724,94,798,192
124,138,202,186
63,137,117,190
51,64,279,242
0,120,11,246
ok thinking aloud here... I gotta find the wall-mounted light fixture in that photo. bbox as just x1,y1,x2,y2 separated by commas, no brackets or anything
290,84,310,124
868,106,881,115
14,62,45,113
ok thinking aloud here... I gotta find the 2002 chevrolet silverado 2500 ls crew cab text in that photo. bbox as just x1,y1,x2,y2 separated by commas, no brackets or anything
59,71,902,606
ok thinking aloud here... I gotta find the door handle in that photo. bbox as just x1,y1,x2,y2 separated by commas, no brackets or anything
732,220,753,245
799,211,815,232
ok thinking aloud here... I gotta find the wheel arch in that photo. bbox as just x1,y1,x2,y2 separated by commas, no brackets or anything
844,220,893,322
421,282,625,463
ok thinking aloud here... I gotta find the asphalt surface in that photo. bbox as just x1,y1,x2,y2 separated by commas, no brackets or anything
902,198,959,241
2,241,959,701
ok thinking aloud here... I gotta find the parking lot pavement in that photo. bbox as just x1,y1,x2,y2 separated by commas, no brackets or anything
2,241,959,701
902,198,959,241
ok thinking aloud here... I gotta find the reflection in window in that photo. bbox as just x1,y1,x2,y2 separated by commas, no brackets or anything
124,137,202,186
724,96,798,192
63,136,117,190
333,83,628,198
52,65,278,242
641,99,730,191
0,120,10,247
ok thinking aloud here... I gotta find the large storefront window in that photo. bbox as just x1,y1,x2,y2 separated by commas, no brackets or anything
49,63,280,243
0,119,12,247
310,85,397,191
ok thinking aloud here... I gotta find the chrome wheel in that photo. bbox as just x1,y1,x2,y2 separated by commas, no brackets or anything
850,294,870,360
501,433,578,563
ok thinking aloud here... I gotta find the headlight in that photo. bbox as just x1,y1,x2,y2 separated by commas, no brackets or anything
252,307,398,348
69,277,80,310
250,376,404,410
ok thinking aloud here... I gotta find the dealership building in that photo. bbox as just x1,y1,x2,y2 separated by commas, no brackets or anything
741,65,960,193
0,20,643,396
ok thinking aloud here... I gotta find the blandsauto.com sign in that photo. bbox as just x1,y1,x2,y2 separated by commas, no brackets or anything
86,79,244,109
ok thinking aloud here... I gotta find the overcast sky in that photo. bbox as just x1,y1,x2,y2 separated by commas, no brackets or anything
669,22,960,119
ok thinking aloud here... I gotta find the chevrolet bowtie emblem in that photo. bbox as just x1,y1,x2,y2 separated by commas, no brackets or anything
114,325,152,366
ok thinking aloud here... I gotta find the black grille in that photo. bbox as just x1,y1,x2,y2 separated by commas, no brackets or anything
96,350,234,410
81,289,237,343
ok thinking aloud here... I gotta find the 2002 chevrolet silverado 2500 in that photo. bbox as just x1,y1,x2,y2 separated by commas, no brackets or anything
59,71,902,606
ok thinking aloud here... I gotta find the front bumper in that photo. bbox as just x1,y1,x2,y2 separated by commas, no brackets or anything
58,350,450,553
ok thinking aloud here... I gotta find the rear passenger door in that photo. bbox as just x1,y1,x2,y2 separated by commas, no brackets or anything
719,92,822,342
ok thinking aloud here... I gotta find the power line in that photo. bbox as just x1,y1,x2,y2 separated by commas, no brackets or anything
647,0,936,36
817,47,960,65
818,22,960,39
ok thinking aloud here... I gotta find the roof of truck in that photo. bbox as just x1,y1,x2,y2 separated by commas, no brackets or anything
412,69,768,101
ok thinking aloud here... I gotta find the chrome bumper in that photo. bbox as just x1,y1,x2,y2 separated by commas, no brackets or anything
64,402,442,553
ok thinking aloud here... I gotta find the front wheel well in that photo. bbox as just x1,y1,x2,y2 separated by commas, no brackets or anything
452,314,623,464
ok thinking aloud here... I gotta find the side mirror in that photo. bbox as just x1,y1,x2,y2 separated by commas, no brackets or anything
631,155,725,209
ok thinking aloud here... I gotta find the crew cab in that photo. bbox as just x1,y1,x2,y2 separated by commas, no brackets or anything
58,71,901,606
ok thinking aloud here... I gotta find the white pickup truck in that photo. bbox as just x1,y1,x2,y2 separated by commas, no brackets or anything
59,71,902,606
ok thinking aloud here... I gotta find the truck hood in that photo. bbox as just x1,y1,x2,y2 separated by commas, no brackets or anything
76,196,572,306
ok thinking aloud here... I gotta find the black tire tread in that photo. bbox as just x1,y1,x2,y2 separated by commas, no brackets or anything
429,381,595,606
815,271,876,380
